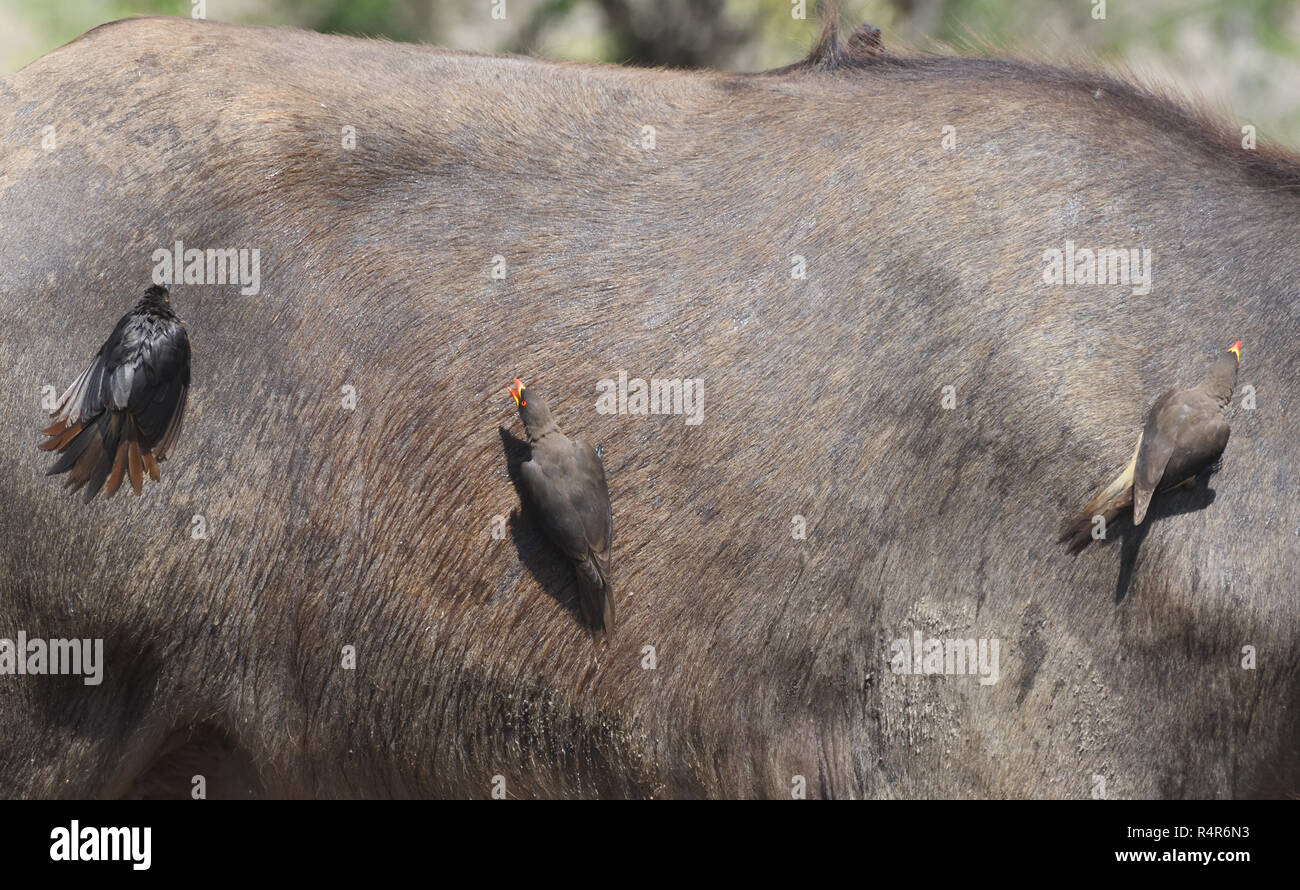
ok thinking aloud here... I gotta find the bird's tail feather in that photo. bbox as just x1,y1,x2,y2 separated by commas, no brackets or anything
576,560,615,637
80,414,122,501
44,412,151,501
1059,435,1141,552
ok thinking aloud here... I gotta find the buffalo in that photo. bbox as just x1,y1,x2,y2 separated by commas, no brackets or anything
0,14,1294,798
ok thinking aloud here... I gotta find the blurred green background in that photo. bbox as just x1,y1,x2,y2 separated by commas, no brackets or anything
3,0,1297,145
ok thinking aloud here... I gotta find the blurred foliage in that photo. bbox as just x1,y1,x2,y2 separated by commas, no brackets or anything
3,0,1298,145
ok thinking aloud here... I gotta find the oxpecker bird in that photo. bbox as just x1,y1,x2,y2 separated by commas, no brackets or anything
1061,341,1240,549
41,284,191,501
508,378,615,634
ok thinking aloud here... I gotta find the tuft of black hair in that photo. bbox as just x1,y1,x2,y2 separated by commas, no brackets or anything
775,2,886,73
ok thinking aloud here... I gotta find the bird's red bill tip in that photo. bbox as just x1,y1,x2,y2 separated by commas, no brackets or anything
508,378,526,407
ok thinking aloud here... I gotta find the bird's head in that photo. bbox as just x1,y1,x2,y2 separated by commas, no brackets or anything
508,378,554,439
144,284,171,306
1203,341,1242,401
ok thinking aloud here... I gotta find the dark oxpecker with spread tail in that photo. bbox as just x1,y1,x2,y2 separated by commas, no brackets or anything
41,284,191,500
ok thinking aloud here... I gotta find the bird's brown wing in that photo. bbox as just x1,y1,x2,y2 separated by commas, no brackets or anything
521,452,583,559
1132,390,1181,525
521,442,609,553
520,438,614,630
1162,411,1231,492
571,440,614,631
564,441,613,628
1133,388,1228,525
41,351,106,436
572,440,612,561
129,318,191,458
